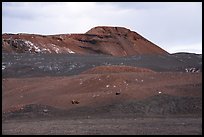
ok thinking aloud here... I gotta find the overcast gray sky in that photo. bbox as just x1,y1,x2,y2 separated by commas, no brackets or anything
2,2,202,54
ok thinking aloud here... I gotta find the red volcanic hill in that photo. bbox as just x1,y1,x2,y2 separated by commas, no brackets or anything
2,26,169,56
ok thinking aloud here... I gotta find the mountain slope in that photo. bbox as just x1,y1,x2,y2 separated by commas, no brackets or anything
2,26,168,56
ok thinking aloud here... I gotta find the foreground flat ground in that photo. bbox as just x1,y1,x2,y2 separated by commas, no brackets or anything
2,117,202,135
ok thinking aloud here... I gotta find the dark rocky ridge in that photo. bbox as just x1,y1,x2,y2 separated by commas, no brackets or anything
2,52,202,78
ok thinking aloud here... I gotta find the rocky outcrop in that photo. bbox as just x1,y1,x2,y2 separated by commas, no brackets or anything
2,26,169,56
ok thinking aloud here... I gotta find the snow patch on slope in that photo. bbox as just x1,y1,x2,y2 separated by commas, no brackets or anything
23,40,42,53
185,68,200,73
66,48,75,54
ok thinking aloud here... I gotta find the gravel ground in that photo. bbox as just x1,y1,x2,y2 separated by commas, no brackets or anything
2,117,202,135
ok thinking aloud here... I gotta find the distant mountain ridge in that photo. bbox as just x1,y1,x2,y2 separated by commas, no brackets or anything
2,26,169,56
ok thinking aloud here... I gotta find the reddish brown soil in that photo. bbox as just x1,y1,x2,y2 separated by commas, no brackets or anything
2,72,201,113
2,26,168,56
81,65,155,74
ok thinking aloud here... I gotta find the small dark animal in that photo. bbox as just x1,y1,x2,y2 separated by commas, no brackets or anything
71,100,80,104
116,92,121,95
